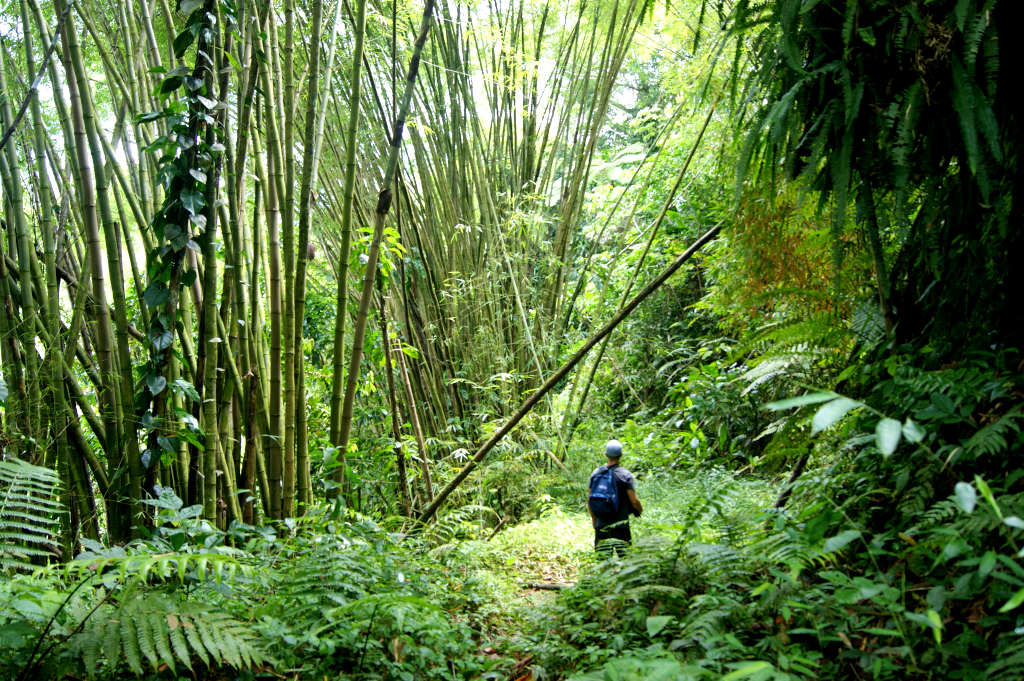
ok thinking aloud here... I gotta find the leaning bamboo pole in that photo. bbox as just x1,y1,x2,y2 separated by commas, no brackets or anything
419,225,722,522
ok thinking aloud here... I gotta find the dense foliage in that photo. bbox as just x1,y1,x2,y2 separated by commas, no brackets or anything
1,0,1021,679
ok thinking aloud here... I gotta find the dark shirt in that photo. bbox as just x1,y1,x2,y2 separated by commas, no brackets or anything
589,464,636,530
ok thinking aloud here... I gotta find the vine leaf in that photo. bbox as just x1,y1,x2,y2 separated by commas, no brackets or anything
179,0,204,16
147,374,168,396
143,282,170,308
180,189,205,216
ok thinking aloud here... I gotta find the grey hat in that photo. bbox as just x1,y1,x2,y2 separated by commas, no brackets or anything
605,439,623,458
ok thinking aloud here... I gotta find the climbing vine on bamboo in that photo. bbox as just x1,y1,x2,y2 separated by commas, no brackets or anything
135,0,237,485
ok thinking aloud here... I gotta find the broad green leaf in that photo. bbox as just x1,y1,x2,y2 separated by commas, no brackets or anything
875,418,902,456
764,391,837,411
902,418,926,443
722,661,772,681
179,0,203,15
954,481,976,514
999,587,1024,613
823,529,861,553
1004,516,1024,529
646,615,672,638
812,397,861,434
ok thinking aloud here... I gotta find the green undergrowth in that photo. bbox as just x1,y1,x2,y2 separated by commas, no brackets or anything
1,492,515,681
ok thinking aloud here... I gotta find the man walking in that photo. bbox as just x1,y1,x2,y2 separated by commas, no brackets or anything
588,439,642,555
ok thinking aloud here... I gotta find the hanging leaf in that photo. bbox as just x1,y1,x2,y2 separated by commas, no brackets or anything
152,329,174,351
875,418,902,456
159,76,184,95
812,397,861,434
173,29,195,58
179,0,204,16
823,529,861,553
902,418,926,443
953,481,976,514
765,391,838,411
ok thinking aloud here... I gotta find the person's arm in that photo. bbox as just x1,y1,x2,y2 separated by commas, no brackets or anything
627,489,643,516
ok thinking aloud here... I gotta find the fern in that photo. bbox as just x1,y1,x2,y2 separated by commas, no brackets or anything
419,503,498,548
0,457,61,572
987,632,1024,681
66,550,251,586
965,406,1023,458
74,590,264,676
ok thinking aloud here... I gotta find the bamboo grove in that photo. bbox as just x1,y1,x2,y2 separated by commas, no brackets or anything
0,0,718,543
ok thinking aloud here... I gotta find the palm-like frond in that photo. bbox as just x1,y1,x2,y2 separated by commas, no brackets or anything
75,591,265,676
0,457,62,572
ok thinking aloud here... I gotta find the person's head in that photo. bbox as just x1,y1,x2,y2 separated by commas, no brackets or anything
605,439,623,462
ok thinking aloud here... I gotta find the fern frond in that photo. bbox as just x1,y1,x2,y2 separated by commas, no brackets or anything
418,503,498,547
67,551,250,586
74,592,263,676
988,631,1024,681
0,457,61,572
965,406,1022,458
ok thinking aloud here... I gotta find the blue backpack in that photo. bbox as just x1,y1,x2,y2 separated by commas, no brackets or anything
589,465,620,517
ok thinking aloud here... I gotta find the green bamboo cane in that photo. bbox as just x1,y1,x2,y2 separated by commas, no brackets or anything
328,0,369,448
334,0,439,490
